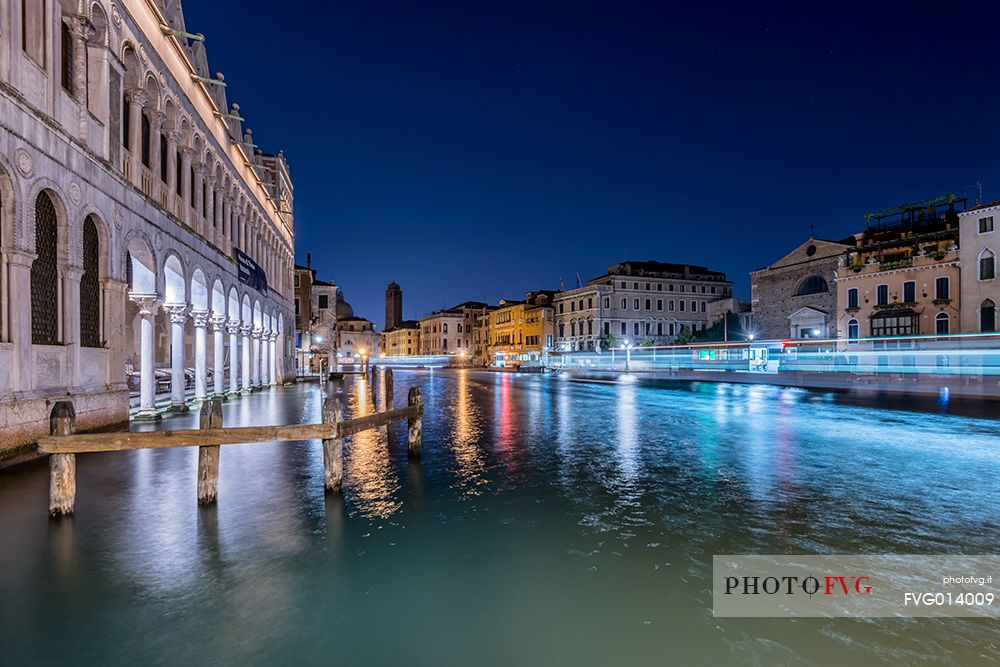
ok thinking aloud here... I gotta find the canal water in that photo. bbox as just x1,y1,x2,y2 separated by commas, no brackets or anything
1,371,999,665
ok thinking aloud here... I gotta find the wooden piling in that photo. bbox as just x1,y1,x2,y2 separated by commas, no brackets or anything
323,396,344,493
48,401,77,517
197,399,223,504
384,368,394,410
407,387,423,458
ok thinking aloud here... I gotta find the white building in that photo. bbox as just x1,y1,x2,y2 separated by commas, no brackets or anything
959,202,999,333
0,1,295,463
554,261,732,351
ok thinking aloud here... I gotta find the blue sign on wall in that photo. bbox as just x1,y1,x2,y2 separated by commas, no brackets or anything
235,248,268,294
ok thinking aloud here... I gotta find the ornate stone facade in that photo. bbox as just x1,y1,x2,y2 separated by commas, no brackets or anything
0,0,295,463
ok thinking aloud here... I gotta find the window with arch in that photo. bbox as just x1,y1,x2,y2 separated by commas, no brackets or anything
160,134,168,182
795,275,828,296
847,319,859,339
570,322,576,336
60,21,73,93
980,250,995,281
935,312,950,336
80,217,101,347
140,113,151,167
982,299,997,333
122,92,130,148
31,193,59,345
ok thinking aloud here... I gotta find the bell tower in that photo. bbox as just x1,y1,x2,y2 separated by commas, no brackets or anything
385,282,403,331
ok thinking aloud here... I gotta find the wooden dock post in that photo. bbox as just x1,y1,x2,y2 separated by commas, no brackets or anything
323,396,344,493
197,399,223,504
48,401,77,517
407,387,423,458
384,368,394,410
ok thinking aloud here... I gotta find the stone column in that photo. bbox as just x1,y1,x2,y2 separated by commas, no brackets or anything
240,324,252,393
164,304,189,413
251,326,262,388
260,327,269,387
149,111,164,199
104,278,129,389
124,88,148,186
226,321,241,396
211,315,226,399
61,266,84,389
204,175,216,244
192,163,205,235
165,131,179,213
130,294,160,421
192,309,209,402
269,332,278,385
179,147,193,225
8,251,35,395
70,16,96,140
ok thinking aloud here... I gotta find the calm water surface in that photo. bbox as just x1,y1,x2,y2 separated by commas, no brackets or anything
2,371,999,665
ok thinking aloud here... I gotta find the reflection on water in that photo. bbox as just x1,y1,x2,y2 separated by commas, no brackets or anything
1,374,1000,665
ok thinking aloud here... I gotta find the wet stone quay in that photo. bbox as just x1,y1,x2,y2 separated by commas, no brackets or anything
2,371,1000,665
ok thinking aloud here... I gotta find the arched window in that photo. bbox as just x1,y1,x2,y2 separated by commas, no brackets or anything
122,92,130,148
159,134,168,182
935,312,950,336
847,319,859,340
982,299,997,333
81,217,101,347
31,193,59,345
795,275,829,296
60,21,73,94
140,113,151,166
558,322,564,338
979,249,996,281
570,321,576,336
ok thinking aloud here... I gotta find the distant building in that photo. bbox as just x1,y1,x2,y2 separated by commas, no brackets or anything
419,301,488,357
706,297,754,339
554,260,732,351
751,238,851,340
293,254,338,374
381,321,420,357
488,291,558,366
834,196,964,339
385,282,403,331
337,313,379,364
958,203,999,333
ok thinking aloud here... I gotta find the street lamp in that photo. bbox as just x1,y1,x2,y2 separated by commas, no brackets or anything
623,339,632,372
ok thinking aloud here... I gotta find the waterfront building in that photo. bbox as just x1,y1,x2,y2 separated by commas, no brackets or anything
554,261,732,351
488,291,557,366
958,202,999,332
0,0,294,460
385,281,403,331
750,238,851,340
293,254,337,374
336,309,379,364
381,321,420,356
705,296,754,339
419,301,488,357
834,196,964,339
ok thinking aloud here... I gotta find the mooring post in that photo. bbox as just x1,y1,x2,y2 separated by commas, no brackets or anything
323,396,344,493
48,401,77,517
197,399,223,504
407,387,423,458
384,368,394,410
369,365,378,409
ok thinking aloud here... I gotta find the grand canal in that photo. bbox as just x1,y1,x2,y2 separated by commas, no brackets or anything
2,371,999,665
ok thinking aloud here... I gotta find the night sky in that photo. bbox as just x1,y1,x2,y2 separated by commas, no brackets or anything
185,1,1000,327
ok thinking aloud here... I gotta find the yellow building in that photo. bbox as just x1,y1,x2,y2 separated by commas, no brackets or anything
487,291,558,367
381,322,421,357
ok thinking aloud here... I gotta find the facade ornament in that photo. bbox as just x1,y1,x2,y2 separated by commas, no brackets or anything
129,293,159,316
154,231,164,251
191,310,211,328
14,148,33,177
210,314,228,331
110,3,122,27
70,15,96,42
139,44,148,64
68,182,82,207
227,320,243,336
164,303,189,324
113,206,124,230
124,88,149,108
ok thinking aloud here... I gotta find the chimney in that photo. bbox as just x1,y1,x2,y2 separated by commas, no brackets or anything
307,251,311,269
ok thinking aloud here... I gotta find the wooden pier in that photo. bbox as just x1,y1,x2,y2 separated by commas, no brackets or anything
38,368,421,517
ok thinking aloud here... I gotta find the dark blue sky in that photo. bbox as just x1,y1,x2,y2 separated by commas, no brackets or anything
185,1,1000,326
